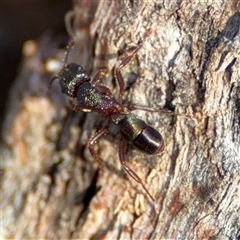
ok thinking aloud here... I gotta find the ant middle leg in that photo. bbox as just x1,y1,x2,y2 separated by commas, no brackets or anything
130,104,191,119
88,117,111,166
119,136,158,211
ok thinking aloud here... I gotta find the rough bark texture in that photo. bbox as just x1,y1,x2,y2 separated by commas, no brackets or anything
2,1,240,239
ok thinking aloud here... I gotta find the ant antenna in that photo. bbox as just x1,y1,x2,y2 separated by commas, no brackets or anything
138,30,152,47
64,11,75,40
48,76,59,89
48,39,75,89
63,39,75,66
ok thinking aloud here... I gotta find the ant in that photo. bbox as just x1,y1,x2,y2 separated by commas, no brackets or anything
49,32,187,212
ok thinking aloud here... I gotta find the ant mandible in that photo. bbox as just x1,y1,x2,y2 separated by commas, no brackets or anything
50,32,176,211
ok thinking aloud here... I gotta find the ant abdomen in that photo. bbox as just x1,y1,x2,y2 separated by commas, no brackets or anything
116,115,164,154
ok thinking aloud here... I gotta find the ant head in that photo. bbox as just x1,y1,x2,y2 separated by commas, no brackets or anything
58,63,91,98
49,40,90,98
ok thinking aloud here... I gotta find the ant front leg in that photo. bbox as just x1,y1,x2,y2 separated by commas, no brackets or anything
119,137,158,211
69,99,92,112
88,117,111,166
115,42,144,102
92,69,112,96
92,69,107,85
115,31,152,101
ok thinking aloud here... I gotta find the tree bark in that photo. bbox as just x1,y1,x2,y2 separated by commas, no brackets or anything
2,1,240,239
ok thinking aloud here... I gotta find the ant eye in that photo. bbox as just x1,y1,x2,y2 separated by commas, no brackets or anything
60,63,88,81
66,63,84,76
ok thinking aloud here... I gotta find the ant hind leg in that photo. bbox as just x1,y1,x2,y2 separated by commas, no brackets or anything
119,137,159,212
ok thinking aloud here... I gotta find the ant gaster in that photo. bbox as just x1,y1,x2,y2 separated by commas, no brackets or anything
50,33,172,211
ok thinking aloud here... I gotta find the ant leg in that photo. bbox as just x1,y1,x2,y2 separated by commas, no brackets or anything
88,117,111,166
130,104,191,119
92,69,107,85
115,31,152,101
91,69,112,96
69,99,92,112
115,43,144,101
119,137,158,211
